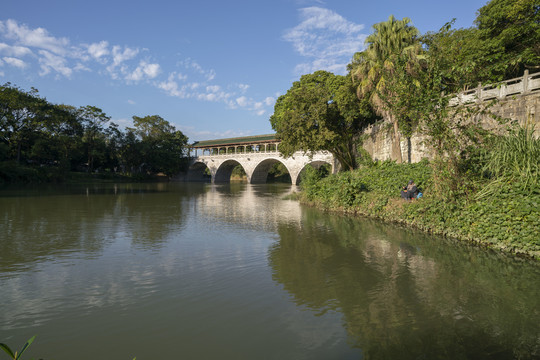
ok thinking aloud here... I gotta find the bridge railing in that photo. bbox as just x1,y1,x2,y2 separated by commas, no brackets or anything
194,149,280,158
449,70,540,106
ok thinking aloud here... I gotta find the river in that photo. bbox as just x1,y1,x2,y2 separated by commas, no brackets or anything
0,182,539,359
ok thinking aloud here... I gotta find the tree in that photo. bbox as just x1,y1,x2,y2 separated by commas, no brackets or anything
37,104,84,170
421,22,484,93
270,71,374,171
349,15,421,163
474,0,540,79
129,115,189,176
375,53,426,163
0,84,52,163
78,105,110,172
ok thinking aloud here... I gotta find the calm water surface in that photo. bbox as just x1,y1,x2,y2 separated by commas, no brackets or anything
0,182,539,359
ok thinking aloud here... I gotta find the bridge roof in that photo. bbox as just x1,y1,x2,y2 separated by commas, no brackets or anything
191,134,278,148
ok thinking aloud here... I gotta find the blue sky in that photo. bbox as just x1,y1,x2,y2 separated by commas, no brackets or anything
1,0,488,142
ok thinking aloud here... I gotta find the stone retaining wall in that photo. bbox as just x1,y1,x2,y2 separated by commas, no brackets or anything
362,90,540,163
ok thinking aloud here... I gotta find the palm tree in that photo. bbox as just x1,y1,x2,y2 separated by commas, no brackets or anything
350,15,421,163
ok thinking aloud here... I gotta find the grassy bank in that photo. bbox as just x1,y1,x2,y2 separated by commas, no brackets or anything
298,159,540,260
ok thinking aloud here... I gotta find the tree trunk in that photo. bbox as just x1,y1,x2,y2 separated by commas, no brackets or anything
16,141,21,164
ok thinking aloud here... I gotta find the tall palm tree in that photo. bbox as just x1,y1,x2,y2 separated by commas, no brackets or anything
350,15,421,163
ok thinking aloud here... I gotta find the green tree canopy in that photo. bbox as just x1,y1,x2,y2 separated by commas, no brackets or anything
421,0,540,90
475,0,540,79
421,22,483,93
0,84,53,163
270,71,374,171
349,15,422,163
129,115,189,176
77,105,110,172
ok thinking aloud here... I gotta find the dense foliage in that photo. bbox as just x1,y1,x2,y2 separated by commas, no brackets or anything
299,149,540,259
0,84,189,183
295,0,540,259
420,0,540,90
349,15,422,163
270,71,375,170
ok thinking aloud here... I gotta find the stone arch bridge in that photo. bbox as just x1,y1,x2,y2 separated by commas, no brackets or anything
187,134,337,184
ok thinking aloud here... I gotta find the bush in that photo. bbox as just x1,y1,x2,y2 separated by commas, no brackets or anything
299,158,540,259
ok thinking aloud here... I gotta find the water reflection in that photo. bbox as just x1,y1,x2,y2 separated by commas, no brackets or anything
0,183,207,275
0,183,538,359
196,183,302,231
268,207,540,359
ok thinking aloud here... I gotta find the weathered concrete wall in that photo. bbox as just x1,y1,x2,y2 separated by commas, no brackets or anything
476,91,540,132
362,90,540,163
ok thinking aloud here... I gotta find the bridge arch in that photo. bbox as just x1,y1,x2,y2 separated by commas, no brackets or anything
187,161,211,182
296,160,333,185
251,158,291,184
215,160,245,183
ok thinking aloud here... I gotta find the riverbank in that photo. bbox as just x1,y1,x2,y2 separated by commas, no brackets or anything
297,160,540,260
0,161,170,185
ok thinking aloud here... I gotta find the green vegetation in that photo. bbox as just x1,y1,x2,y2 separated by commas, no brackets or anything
0,84,189,184
0,336,35,360
267,163,291,183
0,336,137,360
350,15,422,163
270,71,375,170
298,127,540,259
275,0,540,259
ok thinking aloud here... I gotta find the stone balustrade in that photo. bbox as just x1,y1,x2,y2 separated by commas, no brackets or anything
449,70,540,106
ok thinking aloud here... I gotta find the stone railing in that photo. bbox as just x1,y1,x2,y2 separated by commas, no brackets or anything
449,70,540,106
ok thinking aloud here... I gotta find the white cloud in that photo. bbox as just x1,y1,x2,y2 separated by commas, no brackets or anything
0,43,32,57
0,19,276,119
125,61,161,82
206,85,220,93
87,41,109,60
73,62,90,72
0,19,69,55
197,90,231,103
236,96,249,107
0,20,83,77
179,58,216,82
111,45,139,66
38,50,72,77
198,93,217,101
283,7,367,75
158,73,186,98
3,56,27,69
127,99,136,105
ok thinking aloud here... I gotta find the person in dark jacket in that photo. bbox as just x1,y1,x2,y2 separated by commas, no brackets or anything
400,186,408,199
406,180,419,200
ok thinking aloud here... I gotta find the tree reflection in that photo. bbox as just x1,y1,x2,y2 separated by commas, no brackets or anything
268,207,540,359
0,183,204,274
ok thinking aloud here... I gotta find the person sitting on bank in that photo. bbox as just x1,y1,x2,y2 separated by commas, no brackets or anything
400,185,408,199
406,180,419,200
